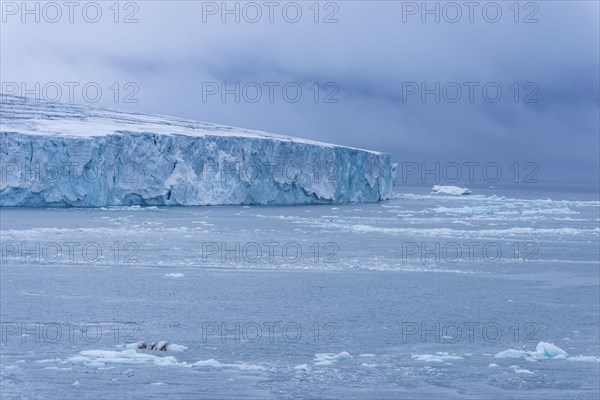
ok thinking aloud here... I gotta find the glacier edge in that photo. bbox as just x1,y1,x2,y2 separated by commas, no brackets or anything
0,97,396,207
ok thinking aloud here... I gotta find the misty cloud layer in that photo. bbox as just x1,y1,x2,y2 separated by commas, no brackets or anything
1,1,598,187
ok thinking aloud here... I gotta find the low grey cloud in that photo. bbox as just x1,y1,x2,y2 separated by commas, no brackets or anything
1,1,598,187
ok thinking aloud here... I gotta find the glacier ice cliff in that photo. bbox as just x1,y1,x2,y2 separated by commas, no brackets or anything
0,95,396,207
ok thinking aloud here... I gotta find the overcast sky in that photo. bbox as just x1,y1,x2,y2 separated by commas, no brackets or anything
1,1,598,188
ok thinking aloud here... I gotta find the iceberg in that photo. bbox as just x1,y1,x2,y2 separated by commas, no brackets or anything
0,95,396,207
431,185,472,195
534,341,569,359
494,342,569,360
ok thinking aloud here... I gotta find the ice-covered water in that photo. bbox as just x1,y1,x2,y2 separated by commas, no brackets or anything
1,186,599,399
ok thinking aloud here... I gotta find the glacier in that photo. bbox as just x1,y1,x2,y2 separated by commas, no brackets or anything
0,95,396,207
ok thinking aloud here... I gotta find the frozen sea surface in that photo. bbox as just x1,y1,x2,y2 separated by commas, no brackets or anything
1,186,599,399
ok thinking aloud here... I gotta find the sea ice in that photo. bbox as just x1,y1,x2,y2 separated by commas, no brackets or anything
431,185,472,195
494,342,570,360
313,352,353,365
411,352,465,363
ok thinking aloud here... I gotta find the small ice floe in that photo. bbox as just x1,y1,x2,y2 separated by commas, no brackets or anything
164,273,184,278
66,349,180,367
488,363,499,368
313,352,353,366
191,359,265,371
35,358,63,364
294,363,309,371
431,185,472,195
514,368,535,375
567,356,600,363
358,354,375,358
495,342,569,360
190,359,224,368
164,343,187,353
72,381,80,386
494,349,528,359
361,363,376,368
411,352,464,364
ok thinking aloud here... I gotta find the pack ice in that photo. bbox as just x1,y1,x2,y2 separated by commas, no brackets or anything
0,95,396,207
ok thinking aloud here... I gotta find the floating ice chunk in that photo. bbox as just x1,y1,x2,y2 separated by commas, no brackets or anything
165,273,184,278
411,352,464,363
534,342,568,359
166,343,188,353
35,358,63,364
66,349,180,367
494,342,569,360
294,364,309,371
431,185,472,195
191,359,224,368
535,342,569,359
361,363,376,367
515,368,535,375
494,349,528,359
522,207,578,215
313,352,353,365
153,357,179,367
488,363,500,368
73,381,80,386
430,206,490,215
86,361,107,368
191,359,265,371
567,356,600,362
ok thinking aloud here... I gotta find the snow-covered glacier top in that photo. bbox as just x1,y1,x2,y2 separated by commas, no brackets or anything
1,95,396,207
0,95,370,149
